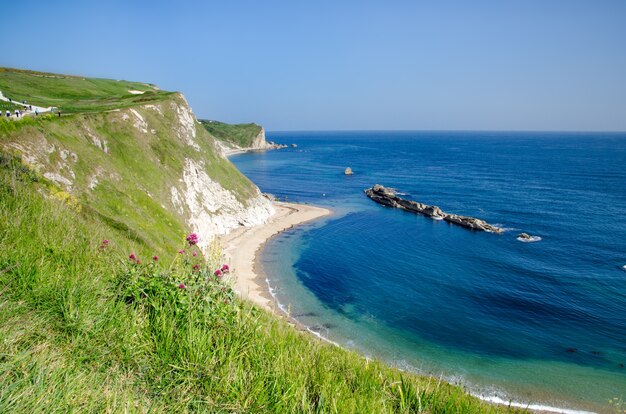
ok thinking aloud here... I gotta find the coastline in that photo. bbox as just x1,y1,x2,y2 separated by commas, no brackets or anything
220,201,331,311
219,199,594,414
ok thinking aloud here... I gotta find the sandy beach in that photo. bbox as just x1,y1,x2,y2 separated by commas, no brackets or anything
220,201,331,311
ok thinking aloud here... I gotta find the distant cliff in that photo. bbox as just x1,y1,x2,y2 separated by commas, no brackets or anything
199,120,286,155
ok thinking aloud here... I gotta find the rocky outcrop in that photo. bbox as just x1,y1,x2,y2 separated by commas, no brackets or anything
344,167,353,175
364,185,503,233
252,129,287,151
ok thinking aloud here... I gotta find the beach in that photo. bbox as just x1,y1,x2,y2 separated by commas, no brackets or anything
220,201,331,311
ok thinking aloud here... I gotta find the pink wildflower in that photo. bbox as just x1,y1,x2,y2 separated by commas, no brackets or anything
178,282,186,289
193,264,200,272
186,233,199,246
178,249,185,254
135,259,141,265
129,253,137,261
152,255,159,262
192,251,197,257
102,239,109,245
221,264,230,273
214,269,223,277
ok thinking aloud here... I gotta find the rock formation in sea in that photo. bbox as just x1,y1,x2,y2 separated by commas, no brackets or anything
344,167,353,175
364,184,503,233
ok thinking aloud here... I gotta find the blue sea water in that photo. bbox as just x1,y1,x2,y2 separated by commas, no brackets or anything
229,131,626,413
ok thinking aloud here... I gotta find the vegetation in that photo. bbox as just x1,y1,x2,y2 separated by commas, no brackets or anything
0,67,173,113
0,100,23,113
0,67,524,412
199,119,263,148
0,157,521,413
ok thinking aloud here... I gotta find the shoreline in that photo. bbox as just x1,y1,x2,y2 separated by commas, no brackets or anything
218,201,598,414
220,201,331,311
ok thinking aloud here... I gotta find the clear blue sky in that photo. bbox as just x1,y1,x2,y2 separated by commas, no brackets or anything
2,0,625,131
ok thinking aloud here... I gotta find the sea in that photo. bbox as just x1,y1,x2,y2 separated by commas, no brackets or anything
229,131,626,414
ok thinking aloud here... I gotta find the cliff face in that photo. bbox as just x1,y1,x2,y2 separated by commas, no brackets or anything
250,127,270,149
0,73,274,252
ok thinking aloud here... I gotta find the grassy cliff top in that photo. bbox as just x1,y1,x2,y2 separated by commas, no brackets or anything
199,119,263,148
0,67,174,113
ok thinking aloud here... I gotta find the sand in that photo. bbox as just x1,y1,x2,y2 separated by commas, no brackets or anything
220,201,331,311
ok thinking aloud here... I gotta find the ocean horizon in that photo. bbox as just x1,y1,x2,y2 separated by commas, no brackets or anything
230,130,626,414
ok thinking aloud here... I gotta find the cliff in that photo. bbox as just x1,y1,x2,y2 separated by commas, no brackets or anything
0,68,274,253
199,119,286,155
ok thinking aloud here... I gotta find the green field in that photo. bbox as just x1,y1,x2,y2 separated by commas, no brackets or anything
0,67,524,413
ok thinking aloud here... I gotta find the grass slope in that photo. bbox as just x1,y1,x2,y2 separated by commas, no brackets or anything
0,157,521,413
0,68,524,413
0,68,173,113
199,120,263,148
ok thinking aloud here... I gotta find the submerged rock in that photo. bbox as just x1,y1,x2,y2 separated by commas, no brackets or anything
344,167,353,175
364,184,503,233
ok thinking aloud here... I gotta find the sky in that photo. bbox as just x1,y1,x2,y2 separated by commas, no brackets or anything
2,0,626,131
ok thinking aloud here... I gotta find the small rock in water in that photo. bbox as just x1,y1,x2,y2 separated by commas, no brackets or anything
344,167,353,175
566,347,578,353
291,143,298,148
517,232,541,242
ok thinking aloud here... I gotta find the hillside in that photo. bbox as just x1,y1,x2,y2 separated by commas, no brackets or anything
0,68,274,253
0,68,522,413
199,119,286,153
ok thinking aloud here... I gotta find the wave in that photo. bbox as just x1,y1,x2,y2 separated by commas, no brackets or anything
495,226,520,232
265,278,341,348
517,235,542,242
474,394,597,414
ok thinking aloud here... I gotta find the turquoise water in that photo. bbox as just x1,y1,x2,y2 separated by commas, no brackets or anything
230,131,626,413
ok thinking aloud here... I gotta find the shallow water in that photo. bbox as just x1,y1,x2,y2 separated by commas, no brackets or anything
230,131,626,413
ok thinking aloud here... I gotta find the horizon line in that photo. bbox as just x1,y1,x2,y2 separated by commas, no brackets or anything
263,128,626,134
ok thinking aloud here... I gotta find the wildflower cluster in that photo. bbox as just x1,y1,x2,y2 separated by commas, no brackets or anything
118,233,237,326
128,252,140,265
186,232,199,246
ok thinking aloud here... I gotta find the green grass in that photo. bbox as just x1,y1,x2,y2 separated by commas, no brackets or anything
0,67,174,113
0,67,526,412
0,101,23,112
0,156,523,413
199,119,263,148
